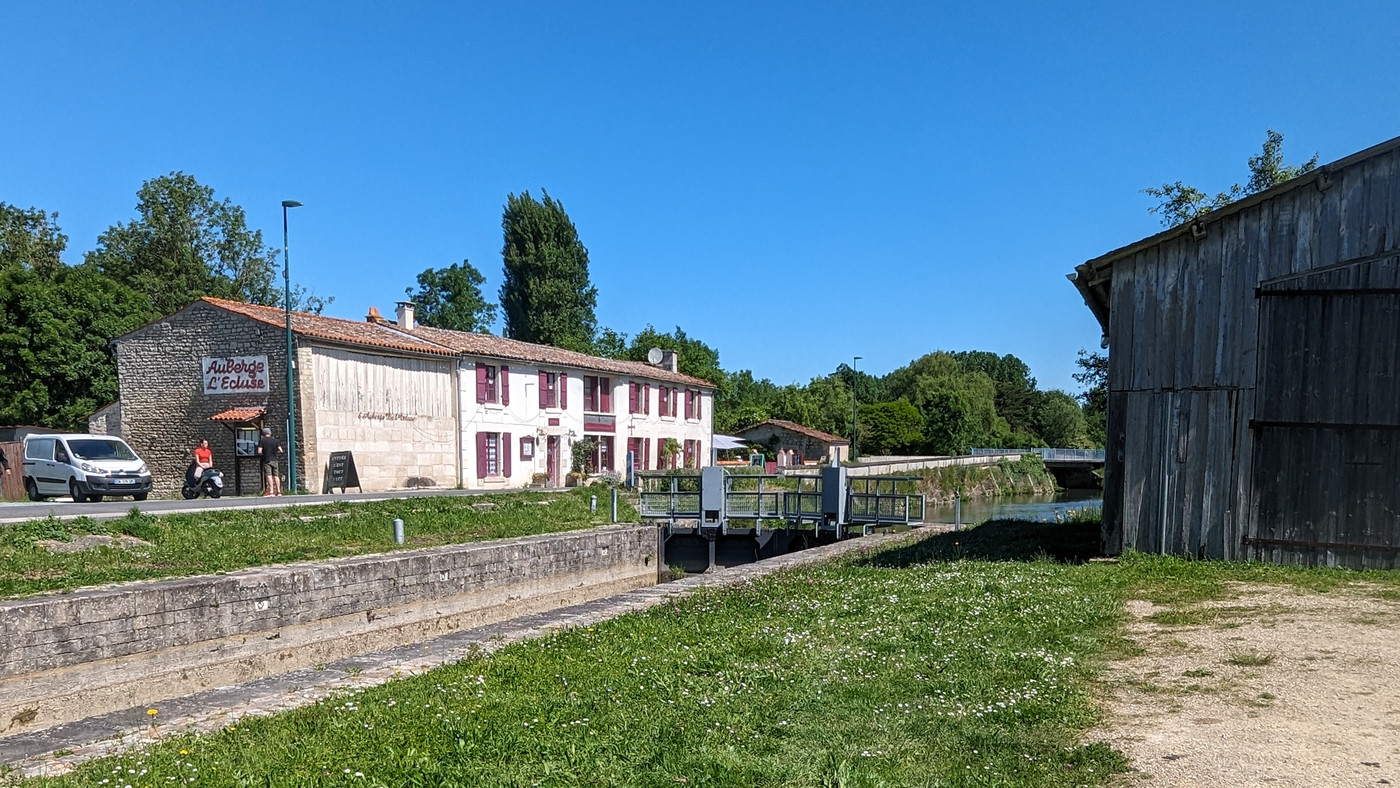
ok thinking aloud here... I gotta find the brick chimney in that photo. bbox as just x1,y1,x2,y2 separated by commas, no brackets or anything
366,306,388,325
660,349,679,373
396,301,416,331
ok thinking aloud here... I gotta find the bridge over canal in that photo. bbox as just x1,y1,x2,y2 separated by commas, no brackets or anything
970,448,1106,489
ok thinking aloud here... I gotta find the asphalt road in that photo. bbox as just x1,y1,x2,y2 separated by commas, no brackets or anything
0,487,518,524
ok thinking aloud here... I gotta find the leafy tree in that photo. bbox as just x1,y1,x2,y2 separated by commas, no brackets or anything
1,203,66,278
951,351,1038,437
1144,130,1318,227
0,263,156,429
859,400,924,455
886,352,1007,453
85,172,286,315
1035,390,1090,448
716,369,780,433
499,190,598,351
623,325,725,386
593,327,630,359
769,384,820,430
1074,349,1108,447
406,259,496,332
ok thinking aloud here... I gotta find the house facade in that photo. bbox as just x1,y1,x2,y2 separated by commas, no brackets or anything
1072,134,1400,569
733,419,849,465
112,299,714,497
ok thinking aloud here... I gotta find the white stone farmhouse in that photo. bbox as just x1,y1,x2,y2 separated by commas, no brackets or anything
110,298,714,497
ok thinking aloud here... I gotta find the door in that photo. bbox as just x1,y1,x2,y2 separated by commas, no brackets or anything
546,436,561,487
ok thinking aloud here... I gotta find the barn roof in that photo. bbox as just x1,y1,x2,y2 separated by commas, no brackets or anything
1069,133,1400,334
735,419,850,445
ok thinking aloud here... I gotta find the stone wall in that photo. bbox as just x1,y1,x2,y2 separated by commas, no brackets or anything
114,302,296,497
0,524,660,737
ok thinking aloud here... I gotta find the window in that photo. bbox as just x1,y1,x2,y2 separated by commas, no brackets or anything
629,382,651,415
659,386,677,418
684,439,699,469
476,431,513,478
520,436,534,460
475,364,509,405
586,435,614,473
538,371,566,409
583,376,612,413
685,389,702,420
24,438,53,461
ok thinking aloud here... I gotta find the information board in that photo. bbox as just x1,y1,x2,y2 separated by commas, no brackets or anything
325,450,362,493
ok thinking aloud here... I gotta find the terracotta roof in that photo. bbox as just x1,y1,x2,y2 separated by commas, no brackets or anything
736,419,850,445
201,297,457,356
197,297,713,388
406,324,713,388
208,407,265,423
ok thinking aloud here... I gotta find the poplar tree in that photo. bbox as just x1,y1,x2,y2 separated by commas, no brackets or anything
498,190,598,352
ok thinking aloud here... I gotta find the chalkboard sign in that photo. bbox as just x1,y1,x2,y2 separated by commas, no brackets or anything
326,451,362,493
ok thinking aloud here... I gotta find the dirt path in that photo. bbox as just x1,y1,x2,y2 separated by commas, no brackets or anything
1091,584,1400,787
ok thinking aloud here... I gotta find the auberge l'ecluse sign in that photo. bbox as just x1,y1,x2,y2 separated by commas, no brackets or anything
202,355,270,394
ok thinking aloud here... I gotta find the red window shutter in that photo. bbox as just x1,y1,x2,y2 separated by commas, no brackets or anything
502,432,512,478
560,373,568,409
694,392,701,421
476,364,488,404
600,378,611,413
643,438,651,470
538,371,548,408
644,384,651,415
501,366,510,406
476,432,488,478
672,388,679,417
629,382,638,414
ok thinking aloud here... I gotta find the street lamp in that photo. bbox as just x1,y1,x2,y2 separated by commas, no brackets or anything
851,356,862,462
281,200,303,494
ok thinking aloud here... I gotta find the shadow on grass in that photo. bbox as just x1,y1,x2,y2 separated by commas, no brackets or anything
858,519,1107,568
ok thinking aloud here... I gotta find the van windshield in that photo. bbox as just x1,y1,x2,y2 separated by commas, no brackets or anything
67,439,138,461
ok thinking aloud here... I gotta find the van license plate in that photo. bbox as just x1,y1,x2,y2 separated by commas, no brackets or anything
113,479,135,485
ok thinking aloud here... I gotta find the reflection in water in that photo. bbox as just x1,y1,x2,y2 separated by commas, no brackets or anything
925,492,1102,525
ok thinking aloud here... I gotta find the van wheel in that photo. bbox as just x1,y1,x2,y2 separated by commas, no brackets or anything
25,478,43,502
69,480,88,504
133,493,148,501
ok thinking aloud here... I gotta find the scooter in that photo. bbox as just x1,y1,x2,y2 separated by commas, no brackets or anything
182,465,224,499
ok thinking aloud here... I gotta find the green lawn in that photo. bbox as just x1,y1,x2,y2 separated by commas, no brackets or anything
16,518,1400,787
0,489,635,600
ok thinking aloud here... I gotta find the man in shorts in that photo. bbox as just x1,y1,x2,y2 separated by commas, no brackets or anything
256,427,284,496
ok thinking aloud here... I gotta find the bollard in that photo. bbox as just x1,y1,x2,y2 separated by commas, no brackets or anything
590,494,597,514
611,486,618,523
393,518,405,544
954,492,961,531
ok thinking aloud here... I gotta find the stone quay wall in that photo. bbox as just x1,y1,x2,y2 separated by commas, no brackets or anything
0,524,660,738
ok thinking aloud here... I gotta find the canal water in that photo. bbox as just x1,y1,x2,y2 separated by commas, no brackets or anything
925,491,1103,525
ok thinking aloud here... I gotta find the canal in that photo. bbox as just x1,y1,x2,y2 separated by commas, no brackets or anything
925,491,1103,526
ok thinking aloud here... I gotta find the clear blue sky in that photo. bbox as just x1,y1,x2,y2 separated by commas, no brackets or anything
5,2,1399,393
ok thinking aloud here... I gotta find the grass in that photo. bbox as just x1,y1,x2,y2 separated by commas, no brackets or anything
0,489,635,600
14,518,1400,787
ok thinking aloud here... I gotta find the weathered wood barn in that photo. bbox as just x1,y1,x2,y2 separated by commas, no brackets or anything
1073,135,1400,569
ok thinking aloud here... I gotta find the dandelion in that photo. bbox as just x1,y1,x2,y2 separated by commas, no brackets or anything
147,709,158,717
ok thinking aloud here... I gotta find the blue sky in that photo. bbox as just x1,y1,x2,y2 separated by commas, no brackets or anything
4,2,1399,393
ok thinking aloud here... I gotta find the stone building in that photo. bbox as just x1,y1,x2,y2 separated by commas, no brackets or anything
733,419,849,465
113,298,714,497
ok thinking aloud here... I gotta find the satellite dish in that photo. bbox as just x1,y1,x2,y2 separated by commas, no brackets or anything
647,347,664,365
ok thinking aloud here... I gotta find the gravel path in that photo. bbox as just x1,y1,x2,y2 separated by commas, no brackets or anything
1091,584,1400,787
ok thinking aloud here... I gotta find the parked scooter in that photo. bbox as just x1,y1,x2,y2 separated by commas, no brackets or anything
182,465,224,499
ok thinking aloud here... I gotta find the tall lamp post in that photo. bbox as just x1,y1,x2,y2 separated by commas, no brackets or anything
850,356,862,462
281,200,303,494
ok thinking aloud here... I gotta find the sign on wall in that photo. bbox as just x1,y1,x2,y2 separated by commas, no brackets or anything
202,356,270,395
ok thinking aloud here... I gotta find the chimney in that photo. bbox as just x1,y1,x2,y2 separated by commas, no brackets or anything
396,301,416,331
366,306,387,324
660,349,678,373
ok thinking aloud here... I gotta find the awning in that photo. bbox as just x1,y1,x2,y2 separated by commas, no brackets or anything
713,434,749,451
208,407,266,424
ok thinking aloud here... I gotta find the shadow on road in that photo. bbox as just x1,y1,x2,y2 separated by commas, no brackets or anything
857,519,1106,568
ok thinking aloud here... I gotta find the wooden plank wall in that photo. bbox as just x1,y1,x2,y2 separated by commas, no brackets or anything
1106,145,1400,564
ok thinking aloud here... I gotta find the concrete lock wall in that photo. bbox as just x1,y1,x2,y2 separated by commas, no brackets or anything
0,525,659,738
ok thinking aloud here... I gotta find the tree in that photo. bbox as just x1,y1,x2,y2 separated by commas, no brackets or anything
85,172,287,315
951,351,1038,437
1074,349,1108,447
593,327,630,359
859,400,924,455
1035,390,1090,448
624,325,725,385
406,260,496,332
0,263,156,429
1144,130,1318,227
499,190,598,351
1,203,67,278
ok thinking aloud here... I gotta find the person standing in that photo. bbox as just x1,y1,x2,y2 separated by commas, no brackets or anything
256,427,284,496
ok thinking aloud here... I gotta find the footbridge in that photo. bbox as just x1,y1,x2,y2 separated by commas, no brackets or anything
970,448,1105,488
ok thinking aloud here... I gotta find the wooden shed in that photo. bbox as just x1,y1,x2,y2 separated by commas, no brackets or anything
1072,135,1400,569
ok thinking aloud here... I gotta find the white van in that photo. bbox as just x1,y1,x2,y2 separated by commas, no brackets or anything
21,433,153,502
